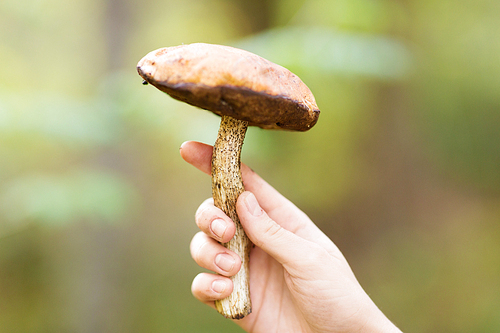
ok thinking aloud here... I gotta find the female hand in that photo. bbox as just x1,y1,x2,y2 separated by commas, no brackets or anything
181,141,401,333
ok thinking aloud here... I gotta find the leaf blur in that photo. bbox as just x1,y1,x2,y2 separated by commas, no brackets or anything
0,0,499,332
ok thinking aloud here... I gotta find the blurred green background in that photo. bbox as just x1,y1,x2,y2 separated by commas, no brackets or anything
1,0,499,332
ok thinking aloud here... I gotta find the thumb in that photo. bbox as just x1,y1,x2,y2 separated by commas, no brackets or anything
236,191,313,267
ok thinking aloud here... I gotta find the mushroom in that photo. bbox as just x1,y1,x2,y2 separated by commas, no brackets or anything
137,43,320,319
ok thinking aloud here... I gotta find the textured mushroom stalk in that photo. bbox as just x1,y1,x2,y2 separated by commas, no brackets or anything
212,115,252,319
137,42,320,320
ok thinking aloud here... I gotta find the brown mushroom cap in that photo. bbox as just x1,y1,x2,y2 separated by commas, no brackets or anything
137,43,320,131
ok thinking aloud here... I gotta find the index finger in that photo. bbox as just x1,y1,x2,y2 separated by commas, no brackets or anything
180,140,293,215
179,141,325,240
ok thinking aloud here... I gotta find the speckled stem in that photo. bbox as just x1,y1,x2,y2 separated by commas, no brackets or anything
212,115,252,319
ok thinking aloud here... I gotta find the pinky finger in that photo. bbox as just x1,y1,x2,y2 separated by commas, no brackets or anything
191,273,233,304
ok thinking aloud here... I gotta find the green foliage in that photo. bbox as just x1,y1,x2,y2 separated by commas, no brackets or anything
0,169,138,227
1,0,499,332
236,26,413,80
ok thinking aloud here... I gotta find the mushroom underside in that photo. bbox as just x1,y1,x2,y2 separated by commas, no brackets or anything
147,81,320,131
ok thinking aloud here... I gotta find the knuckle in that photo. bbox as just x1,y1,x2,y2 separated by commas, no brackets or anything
195,199,227,231
191,273,207,300
190,232,209,263
252,217,283,248
262,218,283,238
195,199,212,222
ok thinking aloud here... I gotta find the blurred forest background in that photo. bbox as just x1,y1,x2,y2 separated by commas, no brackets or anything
1,0,499,332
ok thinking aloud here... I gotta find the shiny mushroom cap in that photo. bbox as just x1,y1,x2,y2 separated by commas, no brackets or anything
137,43,320,131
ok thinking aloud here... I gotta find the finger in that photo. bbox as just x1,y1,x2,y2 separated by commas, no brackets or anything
180,141,316,235
195,198,236,243
190,232,241,277
180,141,286,207
237,191,343,266
192,272,233,303
236,191,312,264
180,140,213,175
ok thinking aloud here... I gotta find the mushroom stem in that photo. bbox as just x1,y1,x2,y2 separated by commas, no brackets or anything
212,115,252,319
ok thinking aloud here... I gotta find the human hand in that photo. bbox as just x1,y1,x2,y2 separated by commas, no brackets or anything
181,141,401,333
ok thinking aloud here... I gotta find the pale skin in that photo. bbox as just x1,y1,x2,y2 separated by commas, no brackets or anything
180,141,402,333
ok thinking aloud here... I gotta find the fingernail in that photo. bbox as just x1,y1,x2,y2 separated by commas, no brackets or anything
245,192,263,216
215,253,235,272
212,280,227,294
211,219,227,239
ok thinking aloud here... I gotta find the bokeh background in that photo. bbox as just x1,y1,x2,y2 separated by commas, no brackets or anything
1,0,499,332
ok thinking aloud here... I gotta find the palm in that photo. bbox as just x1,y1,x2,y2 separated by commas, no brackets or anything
237,246,310,333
